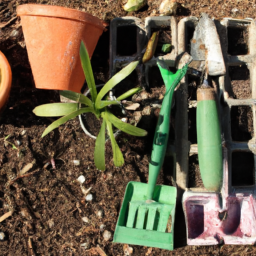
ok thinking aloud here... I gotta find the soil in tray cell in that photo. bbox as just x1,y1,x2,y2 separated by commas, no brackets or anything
228,26,249,55
188,74,200,101
188,107,197,144
188,154,204,188
186,25,195,54
232,151,254,186
229,65,251,99
117,26,137,56
231,106,253,141
147,65,165,88
151,26,172,56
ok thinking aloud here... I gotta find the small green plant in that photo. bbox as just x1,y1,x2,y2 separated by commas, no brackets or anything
33,42,147,170
4,135,18,150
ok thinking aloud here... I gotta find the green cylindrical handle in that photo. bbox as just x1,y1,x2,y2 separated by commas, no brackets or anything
147,88,173,200
146,62,188,200
196,88,223,192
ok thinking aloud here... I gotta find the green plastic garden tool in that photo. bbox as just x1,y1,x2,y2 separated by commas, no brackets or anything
196,81,223,192
113,61,188,250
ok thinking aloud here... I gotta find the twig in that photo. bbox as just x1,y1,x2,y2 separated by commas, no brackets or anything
19,163,33,176
11,168,41,185
28,236,36,256
0,210,14,223
0,16,17,28
50,158,56,169
0,8,8,15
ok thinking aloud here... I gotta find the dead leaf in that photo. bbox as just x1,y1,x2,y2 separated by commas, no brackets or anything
86,245,107,256
124,102,140,110
75,225,98,236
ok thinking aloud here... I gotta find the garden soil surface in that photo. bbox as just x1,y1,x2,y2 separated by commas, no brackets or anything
1,0,256,255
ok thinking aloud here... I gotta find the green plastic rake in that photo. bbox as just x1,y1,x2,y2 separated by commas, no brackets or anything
113,61,188,250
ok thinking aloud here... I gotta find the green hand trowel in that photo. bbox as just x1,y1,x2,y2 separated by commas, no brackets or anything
113,61,188,250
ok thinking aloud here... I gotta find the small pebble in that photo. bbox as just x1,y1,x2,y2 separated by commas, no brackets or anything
72,160,80,166
48,219,54,228
123,244,133,255
10,29,20,38
142,106,151,116
0,232,5,240
85,194,93,201
140,91,149,100
21,130,27,136
97,210,104,218
232,7,239,13
121,117,128,123
20,208,32,220
82,217,89,223
100,224,106,231
80,242,90,249
15,140,21,146
159,0,177,15
103,230,112,241
77,175,85,184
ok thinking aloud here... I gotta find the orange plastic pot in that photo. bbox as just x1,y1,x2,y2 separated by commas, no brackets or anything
0,51,12,112
17,4,107,92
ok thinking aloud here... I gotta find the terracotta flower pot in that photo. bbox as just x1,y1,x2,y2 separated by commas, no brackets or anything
0,51,12,112
17,4,107,92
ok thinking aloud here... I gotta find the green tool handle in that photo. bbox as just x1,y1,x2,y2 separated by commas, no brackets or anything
146,62,188,200
147,86,175,200
197,88,223,192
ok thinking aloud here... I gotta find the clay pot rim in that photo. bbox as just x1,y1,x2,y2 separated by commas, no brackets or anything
0,51,12,110
17,4,108,31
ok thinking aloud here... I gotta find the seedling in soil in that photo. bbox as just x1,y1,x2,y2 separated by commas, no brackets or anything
33,42,147,171
4,135,18,150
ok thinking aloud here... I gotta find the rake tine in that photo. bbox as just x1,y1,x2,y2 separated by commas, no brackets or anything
126,203,138,228
146,207,157,230
135,206,147,229
157,208,172,232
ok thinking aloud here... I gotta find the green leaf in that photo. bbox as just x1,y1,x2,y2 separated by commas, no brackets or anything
116,87,142,101
60,90,93,107
33,103,79,117
80,41,97,103
42,107,93,137
99,100,120,109
105,119,124,167
95,61,139,109
12,145,18,150
94,119,106,171
102,111,147,137
4,135,18,150
123,0,147,11
161,44,172,53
